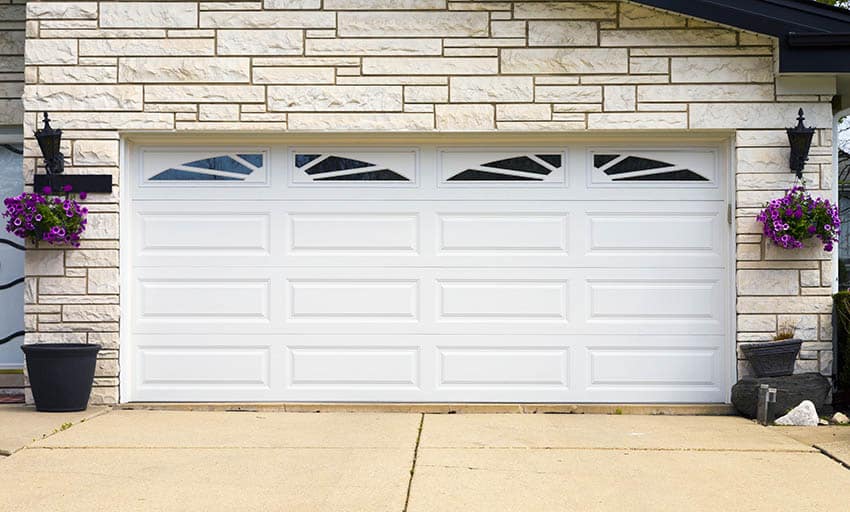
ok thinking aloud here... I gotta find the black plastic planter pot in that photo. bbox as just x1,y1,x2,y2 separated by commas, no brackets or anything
740,339,803,378
22,343,101,412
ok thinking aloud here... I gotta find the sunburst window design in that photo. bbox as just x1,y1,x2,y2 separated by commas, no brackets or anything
150,154,264,181
446,154,564,182
294,154,410,181
592,154,709,182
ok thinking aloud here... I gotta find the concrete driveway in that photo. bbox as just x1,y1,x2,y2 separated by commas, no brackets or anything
1,409,849,512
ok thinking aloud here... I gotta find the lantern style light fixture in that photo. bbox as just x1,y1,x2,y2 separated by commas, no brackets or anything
786,108,815,179
34,112,64,175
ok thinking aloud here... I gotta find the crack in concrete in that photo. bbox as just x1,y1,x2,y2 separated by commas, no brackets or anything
402,413,424,512
813,444,850,471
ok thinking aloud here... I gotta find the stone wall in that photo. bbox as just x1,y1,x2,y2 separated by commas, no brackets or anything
20,0,838,404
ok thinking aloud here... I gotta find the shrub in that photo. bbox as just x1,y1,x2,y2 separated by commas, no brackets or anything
832,291,850,390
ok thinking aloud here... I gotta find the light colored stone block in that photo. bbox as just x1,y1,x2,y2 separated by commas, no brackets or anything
513,2,616,19
27,2,98,19
287,112,433,130
491,21,525,38
536,85,602,103
502,48,628,74
80,38,213,57
100,2,198,28
200,11,336,28
670,57,774,83
144,85,265,103
265,0,322,7
25,39,77,65
450,76,533,103
737,296,832,314
38,277,87,296
25,252,64,277
737,147,791,174
601,29,736,47
119,57,250,83
776,76,836,96
45,112,174,130
306,38,442,56
496,104,551,121
88,268,120,295
629,57,668,75
38,66,118,84
253,67,335,84
405,85,447,103
23,85,142,111
528,21,597,46
268,85,402,112
619,3,686,27
800,269,821,288
690,103,832,129
638,84,774,103
363,57,497,75
737,269,799,296
85,214,119,240
603,85,636,112
338,12,488,37
217,30,303,56
65,250,118,268
588,112,687,129
199,104,240,121
435,104,494,130
325,0,445,7
737,315,776,332
73,140,119,166
62,305,120,323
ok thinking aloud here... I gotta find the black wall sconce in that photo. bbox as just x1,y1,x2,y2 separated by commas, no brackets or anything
787,108,815,179
35,112,64,175
32,112,112,194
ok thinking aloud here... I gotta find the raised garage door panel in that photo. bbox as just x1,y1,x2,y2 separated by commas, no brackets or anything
128,144,730,402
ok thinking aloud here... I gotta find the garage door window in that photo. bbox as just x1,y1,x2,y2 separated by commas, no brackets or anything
291,149,417,184
440,150,566,184
143,150,268,185
590,150,716,186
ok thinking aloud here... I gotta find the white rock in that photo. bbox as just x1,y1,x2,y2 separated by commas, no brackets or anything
775,400,819,426
100,2,197,29
832,412,850,425
338,12,488,37
268,85,402,112
119,57,250,83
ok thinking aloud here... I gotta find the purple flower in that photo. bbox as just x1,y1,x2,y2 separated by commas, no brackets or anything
79,191,87,200
41,186,52,195
756,184,838,253
62,184,72,193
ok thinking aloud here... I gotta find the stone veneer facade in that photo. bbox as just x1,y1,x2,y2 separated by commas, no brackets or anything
14,0,839,404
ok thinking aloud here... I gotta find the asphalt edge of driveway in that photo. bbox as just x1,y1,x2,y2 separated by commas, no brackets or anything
0,406,110,457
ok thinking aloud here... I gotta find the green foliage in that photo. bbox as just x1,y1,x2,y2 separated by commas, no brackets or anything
832,292,850,389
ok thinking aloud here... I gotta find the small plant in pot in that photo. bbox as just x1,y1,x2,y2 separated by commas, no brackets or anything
741,325,803,378
3,185,100,412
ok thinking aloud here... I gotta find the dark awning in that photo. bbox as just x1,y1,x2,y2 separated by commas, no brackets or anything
632,0,850,73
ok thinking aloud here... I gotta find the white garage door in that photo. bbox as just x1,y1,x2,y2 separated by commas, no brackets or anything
126,142,730,403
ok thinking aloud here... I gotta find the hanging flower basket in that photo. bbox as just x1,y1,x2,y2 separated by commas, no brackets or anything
2,185,88,247
756,184,839,251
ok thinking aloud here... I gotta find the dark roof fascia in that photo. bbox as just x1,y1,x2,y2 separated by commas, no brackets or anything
631,0,850,73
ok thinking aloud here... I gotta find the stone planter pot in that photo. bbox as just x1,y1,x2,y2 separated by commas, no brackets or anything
740,339,802,378
22,343,101,412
